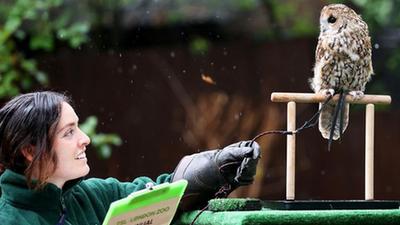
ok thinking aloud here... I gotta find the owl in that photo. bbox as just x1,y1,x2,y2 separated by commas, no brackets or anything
310,4,373,140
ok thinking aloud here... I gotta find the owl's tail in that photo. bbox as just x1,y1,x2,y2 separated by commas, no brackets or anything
318,99,349,141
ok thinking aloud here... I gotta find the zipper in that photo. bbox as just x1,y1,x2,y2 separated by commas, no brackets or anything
56,196,67,225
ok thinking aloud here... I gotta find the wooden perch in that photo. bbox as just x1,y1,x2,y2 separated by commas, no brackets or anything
270,92,392,201
271,92,391,105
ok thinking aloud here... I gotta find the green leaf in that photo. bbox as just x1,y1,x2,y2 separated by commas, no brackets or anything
30,32,54,51
0,17,21,43
99,145,112,159
80,116,98,135
34,71,48,84
21,59,37,72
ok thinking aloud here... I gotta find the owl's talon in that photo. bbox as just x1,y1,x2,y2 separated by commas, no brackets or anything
349,91,364,100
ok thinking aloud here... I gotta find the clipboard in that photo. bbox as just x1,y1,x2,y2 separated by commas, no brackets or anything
102,179,188,225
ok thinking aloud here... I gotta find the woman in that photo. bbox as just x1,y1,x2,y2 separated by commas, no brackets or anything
0,91,260,225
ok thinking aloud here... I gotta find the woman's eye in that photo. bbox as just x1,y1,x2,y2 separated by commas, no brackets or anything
64,128,74,137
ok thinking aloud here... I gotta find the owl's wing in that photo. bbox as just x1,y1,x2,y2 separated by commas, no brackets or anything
315,37,325,62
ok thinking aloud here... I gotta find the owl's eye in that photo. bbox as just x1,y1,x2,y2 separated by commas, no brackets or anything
328,15,337,23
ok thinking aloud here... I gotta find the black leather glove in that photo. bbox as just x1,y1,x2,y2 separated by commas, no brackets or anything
171,140,261,210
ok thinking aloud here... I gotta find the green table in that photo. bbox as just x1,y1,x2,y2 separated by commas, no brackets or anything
173,199,400,225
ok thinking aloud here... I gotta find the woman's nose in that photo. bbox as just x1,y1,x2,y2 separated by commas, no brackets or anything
78,128,91,147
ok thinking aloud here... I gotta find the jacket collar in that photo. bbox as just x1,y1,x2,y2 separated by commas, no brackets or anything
0,169,81,211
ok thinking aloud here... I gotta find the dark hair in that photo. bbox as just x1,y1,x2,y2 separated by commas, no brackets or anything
0,91,70,188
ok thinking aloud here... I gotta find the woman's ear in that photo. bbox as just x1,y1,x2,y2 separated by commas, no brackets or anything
21,146,35,162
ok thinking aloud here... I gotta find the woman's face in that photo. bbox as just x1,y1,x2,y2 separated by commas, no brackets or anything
46,102,91,188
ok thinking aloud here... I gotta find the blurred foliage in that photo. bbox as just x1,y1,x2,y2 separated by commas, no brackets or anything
80,116,122,159
257,0,318,40
0,0,120,158
0,0,89,98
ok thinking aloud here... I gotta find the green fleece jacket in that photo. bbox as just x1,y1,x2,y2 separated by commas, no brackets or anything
0,169,171,225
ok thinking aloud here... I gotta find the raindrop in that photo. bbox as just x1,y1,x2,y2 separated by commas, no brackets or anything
233,65,237,70
182,69,186,74
109,117,113,122
132,64,137,70
146,10,150,14
374,43,380,49
170,51,175,58
320,170,326,175
130,80,134,84
119,53,122,58
210,62,214,66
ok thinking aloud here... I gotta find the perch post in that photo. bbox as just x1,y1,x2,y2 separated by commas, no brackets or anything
365,104,374,200
287,101,296,200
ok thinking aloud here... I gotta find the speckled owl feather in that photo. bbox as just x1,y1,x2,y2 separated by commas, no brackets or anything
310,4,373,140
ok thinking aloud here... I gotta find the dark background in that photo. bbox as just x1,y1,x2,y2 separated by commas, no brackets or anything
40,37,400,201
2,0,398,201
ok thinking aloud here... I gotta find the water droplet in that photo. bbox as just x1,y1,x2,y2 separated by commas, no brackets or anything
132,64,137,70
130,80,134,84
182,69,186,74
374,43,380,49
233,65,237,70
170,51,175,58
210,62,214,66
